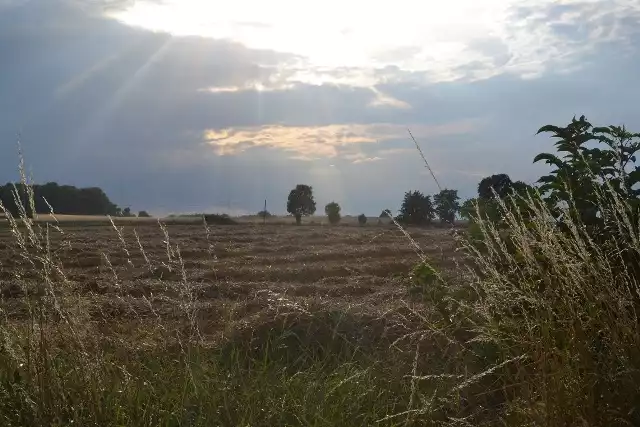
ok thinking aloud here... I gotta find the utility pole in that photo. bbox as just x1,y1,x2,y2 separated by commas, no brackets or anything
263,199,267,225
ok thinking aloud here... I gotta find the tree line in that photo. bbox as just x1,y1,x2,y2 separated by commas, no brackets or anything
282,169,543,226
284,183,476,225
0,182,149,217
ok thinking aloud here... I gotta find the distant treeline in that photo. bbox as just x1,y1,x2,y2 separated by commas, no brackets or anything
0,182,119,216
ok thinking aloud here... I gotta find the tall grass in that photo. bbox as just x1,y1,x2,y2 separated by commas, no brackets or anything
1,155,640,425
450,185,640,425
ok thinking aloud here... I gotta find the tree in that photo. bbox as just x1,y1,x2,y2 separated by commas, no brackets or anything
459,197,501,223
325,201,341,225
397,191,434,225
478,174,514,199
287,184,316,225
138,210,151,218
122,207,134,217
0,182,119,217
460,198,477,221
433,189,460,223
379,209,392,218
358,214,367,226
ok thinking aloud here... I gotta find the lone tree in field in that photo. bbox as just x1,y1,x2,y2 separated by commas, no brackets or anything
287,184,316,225
257,210,271,219
397,191,434,225
358,214,367,226
325,201,341,225
138,210,151,218
434,189,460,223
380,209,392,218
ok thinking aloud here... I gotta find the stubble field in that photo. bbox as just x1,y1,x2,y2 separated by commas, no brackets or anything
1,221,459,338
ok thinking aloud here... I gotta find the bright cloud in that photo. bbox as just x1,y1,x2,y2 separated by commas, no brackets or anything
110,0,640,85
203,120,481,157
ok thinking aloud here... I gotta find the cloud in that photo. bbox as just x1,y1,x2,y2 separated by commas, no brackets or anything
203,120,481,157
351,156,383,164
369,88,412,109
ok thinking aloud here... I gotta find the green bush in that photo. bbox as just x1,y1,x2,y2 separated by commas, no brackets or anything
357,214,367,226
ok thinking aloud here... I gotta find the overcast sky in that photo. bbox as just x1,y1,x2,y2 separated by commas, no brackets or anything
1,0,639,215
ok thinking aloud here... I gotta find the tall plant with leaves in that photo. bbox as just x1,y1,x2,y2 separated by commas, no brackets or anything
535,115,640,230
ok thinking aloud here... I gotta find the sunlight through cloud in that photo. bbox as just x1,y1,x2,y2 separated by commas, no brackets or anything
110,0,640,85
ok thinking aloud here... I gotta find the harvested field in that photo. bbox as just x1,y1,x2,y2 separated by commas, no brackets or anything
0,222,460,337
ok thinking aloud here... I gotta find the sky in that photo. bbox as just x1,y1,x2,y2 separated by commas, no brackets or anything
1,0,640,216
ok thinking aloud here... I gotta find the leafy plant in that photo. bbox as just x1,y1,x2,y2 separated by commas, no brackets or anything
406,262,452,316
357,214,367,226
138,210,151,217
535,116,640,230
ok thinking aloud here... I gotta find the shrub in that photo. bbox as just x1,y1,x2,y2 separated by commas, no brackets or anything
138,210,151,217
324,202,341,225
203,213,237,225
357,214,367,226
257,210,271,219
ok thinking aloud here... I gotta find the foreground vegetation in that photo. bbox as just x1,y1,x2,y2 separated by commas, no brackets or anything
2,115,640,425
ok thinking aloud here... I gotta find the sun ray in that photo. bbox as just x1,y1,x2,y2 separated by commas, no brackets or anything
67,35,177,156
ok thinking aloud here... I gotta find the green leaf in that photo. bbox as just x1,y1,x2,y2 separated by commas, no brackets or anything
533,153,564,168
628,170,640,186
536,125,563,135
592,126,612,134
537,175,558,184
